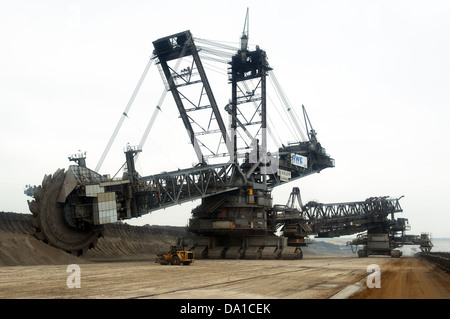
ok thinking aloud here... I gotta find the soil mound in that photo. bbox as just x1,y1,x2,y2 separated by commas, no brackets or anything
0,212,186,266
85,223,187,261
0,212,354,266
0,212,82,266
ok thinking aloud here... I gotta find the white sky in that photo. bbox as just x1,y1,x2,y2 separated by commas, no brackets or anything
1,1,449,237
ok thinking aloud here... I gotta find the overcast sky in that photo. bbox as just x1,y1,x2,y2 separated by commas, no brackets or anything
1,1,449,237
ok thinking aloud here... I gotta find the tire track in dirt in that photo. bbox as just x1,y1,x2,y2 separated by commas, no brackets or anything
129,266,316,299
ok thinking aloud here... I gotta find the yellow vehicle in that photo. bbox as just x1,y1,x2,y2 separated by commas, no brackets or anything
155,245,195,265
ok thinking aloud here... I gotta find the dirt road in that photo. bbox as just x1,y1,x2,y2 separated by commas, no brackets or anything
350,256,450,299
0,255,448,299
0,212,448,300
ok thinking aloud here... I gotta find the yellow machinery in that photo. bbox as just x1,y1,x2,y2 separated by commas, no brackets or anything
155,245,195,265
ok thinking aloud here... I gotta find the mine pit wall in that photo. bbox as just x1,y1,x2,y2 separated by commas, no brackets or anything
0,211,34,235
1,211,445,266
0,211,186,265
84,223,187,261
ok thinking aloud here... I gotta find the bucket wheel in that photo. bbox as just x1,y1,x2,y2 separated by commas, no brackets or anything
27,168,101,256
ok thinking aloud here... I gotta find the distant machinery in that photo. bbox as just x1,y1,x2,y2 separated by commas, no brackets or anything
274,187,433,258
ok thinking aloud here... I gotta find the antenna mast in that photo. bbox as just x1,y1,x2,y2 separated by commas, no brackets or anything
241,8,249,50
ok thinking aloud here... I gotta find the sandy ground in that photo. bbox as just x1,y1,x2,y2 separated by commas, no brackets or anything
0,255,448,299
350,256,450,299
0,212,449,300
0,256,379,299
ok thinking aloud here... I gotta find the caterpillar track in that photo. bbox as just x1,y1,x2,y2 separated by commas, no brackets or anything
185,245,303,260
181,237,304,260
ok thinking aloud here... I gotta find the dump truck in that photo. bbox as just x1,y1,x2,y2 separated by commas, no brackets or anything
155,245,195,265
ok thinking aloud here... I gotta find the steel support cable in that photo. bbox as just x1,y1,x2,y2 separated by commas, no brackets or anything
194,37,239,53
265,88,294,147
198,41,307,144
241,81,282,150
195,38,239,67
95,57,154,172
198,39,283,149
269,71,305,141
199,58,230,75
198,54,230,65
268,70,308,141
131,87,180,170
197,49,234,65
199,46,285,152
135,41,190,162
267,76,302,142
197,46,235,59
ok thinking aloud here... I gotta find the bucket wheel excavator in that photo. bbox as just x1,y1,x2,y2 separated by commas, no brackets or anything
25,25,334,257
24,13,430,258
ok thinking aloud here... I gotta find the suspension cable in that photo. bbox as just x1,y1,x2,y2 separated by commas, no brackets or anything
269,70,308,141
95,56,154,172
135,40,190,161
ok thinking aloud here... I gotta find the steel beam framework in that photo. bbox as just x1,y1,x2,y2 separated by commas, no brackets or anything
153,31,232,164
275,196,404,237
